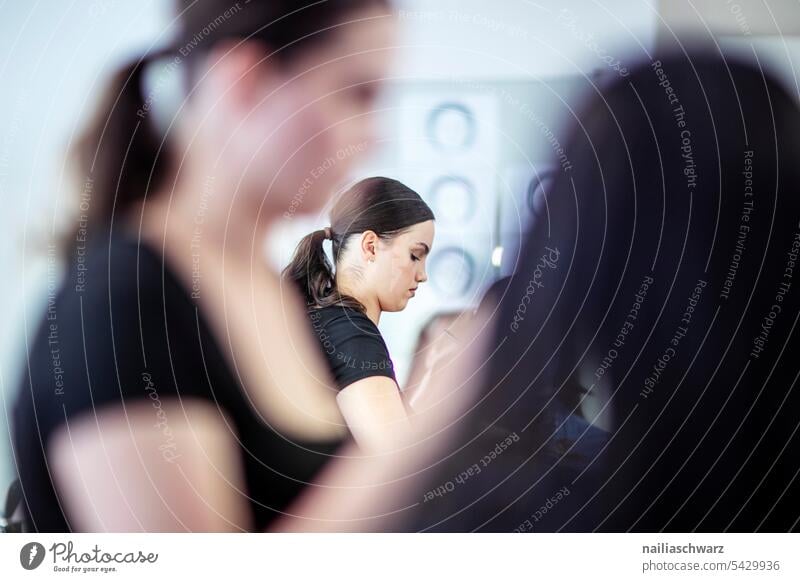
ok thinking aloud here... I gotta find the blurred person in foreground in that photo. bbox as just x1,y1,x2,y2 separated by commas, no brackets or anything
403,49,800,532
12,0,460,532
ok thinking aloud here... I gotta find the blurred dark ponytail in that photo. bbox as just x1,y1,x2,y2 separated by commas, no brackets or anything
69,51,171,253
283,177,434,310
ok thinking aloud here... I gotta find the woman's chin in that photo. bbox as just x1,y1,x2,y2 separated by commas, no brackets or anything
384,299,409,313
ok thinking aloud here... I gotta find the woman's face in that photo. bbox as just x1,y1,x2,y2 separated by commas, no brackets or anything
374,220,436,313
225,6,396,218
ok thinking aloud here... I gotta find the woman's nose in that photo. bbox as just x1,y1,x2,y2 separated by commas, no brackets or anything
417,268,428,283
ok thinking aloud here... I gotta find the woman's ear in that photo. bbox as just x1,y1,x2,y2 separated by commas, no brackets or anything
360,230,378,262
202,39,276,111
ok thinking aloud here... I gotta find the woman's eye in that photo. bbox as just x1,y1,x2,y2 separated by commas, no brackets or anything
411,254,420,262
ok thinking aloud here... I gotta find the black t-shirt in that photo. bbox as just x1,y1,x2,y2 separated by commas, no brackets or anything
307,305,397,390
12,232,343,532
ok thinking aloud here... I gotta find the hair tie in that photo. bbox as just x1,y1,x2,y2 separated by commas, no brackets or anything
323,226,332,240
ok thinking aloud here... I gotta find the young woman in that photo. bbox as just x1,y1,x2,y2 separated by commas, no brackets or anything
12,0,402,532
283,177,435,452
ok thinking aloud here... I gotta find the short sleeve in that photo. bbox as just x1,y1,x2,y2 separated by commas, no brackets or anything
312,309,397,390
22,239,210,441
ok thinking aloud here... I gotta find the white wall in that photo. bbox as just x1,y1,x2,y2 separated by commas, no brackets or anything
393,0,657,80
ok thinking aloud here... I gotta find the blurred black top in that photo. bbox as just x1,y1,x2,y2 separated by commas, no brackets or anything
12,232,343,532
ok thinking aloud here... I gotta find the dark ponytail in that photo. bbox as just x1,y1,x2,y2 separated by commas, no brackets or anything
69,51,171,253
283,177,435,310
283,228,337,307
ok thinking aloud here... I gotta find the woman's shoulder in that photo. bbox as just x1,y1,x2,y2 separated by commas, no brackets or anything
18,232,232,439
309,304,380,336
76,232,168,291
307,305,396,387
63,232,197,325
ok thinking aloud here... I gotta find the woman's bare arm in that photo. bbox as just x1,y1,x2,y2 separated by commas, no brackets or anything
49,399,251,532
275,309,493,532
336,376,411,453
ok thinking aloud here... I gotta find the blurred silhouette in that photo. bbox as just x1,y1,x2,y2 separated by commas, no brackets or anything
12,0,397,532
406,49,800,532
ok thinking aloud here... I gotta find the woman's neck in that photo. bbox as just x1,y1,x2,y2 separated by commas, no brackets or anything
362,301,381,327
135,165,274,271
336,275,381,326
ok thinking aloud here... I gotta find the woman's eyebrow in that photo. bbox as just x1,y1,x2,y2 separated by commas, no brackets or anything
415,242,431,255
